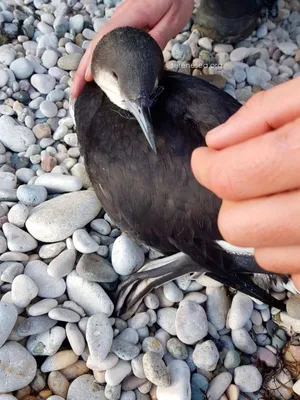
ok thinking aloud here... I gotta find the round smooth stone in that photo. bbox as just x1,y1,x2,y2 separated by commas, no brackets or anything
76,253,118,283
66,271,114,316
39,242,66,259
72,229,100,253
3,222,38,252
87,353,118,371
131,354,146,379
143,352,170,388
156,360,191,400
48,371,70,399
17,184,48,207
157,308,177,335
48,308,81,323
163,282,183,303
116,328,139,345
112,234,145,275
229,293,253,330
66,323,86,356
206,286,230,331
86,313,113,362
167,338,188,360
128,313,150,330
0,341,37,392
0,45,16,66
18,315,57,337
105,360,132,386
234,365,263,393
231,328,257,354
206,372,232,400
11,274,38,308
266,369,293,399
230,47,249,62
0,171,17,190
246,66,272,86
63,301,85,317
41,350,79,373
0,69,8,87
25,260,66,298
31,74,56,94
7,203,30,227
16,168,35,183
142,337,164,357
42,49,59,69
0,302,18,347
40,100,58,118
67,374,106,400
48,249,76,278
35,174,82,193
27,299,58,316
286,296,300,319
144,293,160,309
192,340,219,371
10,58,34,79
26,191,101,242
90,219,111,235
224,350,241,370
58,53,82,71
175,300,208,345
112,339,140,361
26,326,66,356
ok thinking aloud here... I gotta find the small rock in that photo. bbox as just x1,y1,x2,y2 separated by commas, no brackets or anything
234,365,262,393
41,350,79,373
86,313,113,361
230,48,249,62
246,66,272,86
143,352,170,388
129,313,150,330
26,191,101,242
156,360,191,400
157,308,177,335
193,340,219,371
1,262,24,282
112,339,140,361
175,300,208,344
10,58,34,79
17,184,48,206
31,74,56,94
0,302,18,347
72,229,100,253
0,115,36,152
58,54,82,70
278,41,298,56
3,222,38,252
206,286,229,330
67,374,105,400
27,299,58,316
40,100,58,118
35,174,82,193
112,234,145,275
224,350,241,370
167,338,188,360
11,274,38,307
76,253,118,282
39,242,66,259
48,249,76,278
206,372,232,400
7,204,30,227
49,308,80,323
87,353,118,371
105,360,132,386
142,337,164,357
266,369,293,399
66,323,85,356
0,342,37,392
231,328,257,354
229,293,253,330
48,371,70,398
286,296,300,319
26,326,66,356
163,282,183,303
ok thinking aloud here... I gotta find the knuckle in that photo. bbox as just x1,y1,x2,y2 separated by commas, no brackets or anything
208,161,238,200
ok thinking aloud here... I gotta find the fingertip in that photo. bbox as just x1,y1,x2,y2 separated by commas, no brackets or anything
191,146,213,187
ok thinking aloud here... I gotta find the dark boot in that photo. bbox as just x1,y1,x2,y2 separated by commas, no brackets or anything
193,0,278,44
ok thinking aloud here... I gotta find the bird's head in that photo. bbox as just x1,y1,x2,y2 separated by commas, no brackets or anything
91,27,164,153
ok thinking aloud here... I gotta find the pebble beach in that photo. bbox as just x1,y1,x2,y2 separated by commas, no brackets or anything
1,0,300,399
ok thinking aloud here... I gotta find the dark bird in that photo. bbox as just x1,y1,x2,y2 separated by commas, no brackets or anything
73,27,293,317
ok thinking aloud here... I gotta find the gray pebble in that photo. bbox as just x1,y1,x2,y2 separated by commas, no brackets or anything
67,374,105,400
112,339,140,361
206,372,232,400
229,293,253,330
175,300,208,344
86,312,113,362
11,274,38,307
167,338,188,360
48,307,80,323
129,312,150,330
143,352,170,388
231,328,257,354
17,184,47,206
193,340,219,371
157,308,177,335
18,315,57,337
26,326,66,356
234,365,262,393
0,301,18,347
48,249,76,278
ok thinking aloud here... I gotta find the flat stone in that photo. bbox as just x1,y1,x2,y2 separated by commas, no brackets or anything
175,300,208,344
7,204,30,227
39,242,66,259
27,299,58,316
277,41,298,56
0,342,37,392
246,66,272,86
26,326,66,356
10,58,34,79
3,222,38,252
86,313,113,362
224,350,241,370
87,353,118,371
31,74,56,94
105,360,132,386
0,302,18,347
26,191,101,242
157,360,191,400
0,262,24,283
40,100,58,118
193,340,219,371
167,338,188,360
67,271,113,316
112,234,145,275
18,315,57,337
11,274,38,307
231,328,257,354
234,365,262,393
157,308,177,335
25,260,66,298
41,350,79,373
48,249,76,278
143,352,170,388
35,174,82,193
206,372,232,400
48,371,70,398
0,172,17,190
286,296,300,319
58,53,82,70
112,339,140,361
67,375,106,400
206,286,230,331
0,115,35,152
72,229,100,253
229,293,253,330
163,282,183,303
49,308,81,323
66,323,86,356
142,337,164,357
128,313,150,330
90,219,111,235
76,253,118,282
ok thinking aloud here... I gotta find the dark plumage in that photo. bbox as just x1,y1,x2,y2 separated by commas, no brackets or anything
75,27,285,316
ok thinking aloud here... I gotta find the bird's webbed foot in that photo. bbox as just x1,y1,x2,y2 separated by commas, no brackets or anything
115,252,206,319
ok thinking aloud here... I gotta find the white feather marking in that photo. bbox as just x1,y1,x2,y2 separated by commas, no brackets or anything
216,240,255,256
94,70,127,110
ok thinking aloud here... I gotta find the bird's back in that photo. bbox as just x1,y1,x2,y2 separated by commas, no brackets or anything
75,71,241,256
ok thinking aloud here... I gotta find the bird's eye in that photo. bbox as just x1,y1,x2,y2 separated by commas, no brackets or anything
112,71,118,80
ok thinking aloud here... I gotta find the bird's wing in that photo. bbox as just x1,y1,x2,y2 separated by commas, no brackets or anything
160,70,241,137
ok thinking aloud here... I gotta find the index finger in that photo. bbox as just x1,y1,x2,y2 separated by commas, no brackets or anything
206,77,300,150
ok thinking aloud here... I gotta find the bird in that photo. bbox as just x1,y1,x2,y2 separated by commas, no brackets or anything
73,26,292,317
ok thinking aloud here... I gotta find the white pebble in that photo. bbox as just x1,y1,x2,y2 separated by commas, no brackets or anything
12,274,38,307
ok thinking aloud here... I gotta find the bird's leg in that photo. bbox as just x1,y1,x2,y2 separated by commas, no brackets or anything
115,252,207,318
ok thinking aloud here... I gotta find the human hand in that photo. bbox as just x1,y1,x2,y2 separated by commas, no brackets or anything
71,0,194,98
191,77,300,288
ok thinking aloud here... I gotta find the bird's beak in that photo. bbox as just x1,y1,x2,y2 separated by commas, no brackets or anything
125,99,157,154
